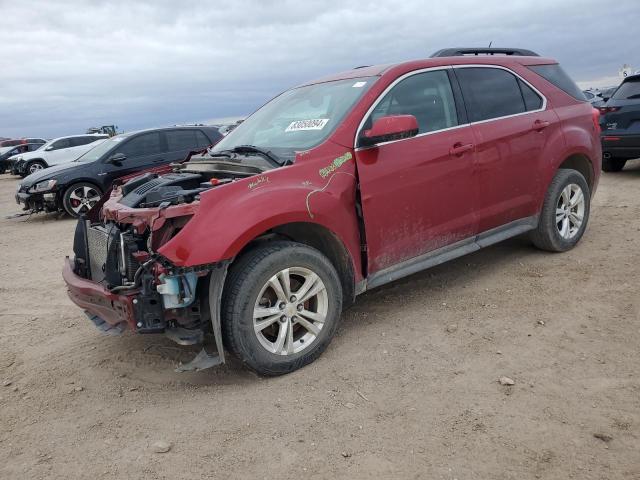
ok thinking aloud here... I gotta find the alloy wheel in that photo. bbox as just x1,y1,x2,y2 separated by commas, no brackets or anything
253,267,328,355
68,185,101,215
29,163,44,174
555,183,585,239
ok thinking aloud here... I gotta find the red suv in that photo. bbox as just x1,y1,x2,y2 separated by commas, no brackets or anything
63,48,601,375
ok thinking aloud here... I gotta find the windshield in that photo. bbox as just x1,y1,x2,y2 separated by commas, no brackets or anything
75,136,124,162
210,77,375,162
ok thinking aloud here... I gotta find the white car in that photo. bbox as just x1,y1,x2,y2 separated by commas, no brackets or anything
10,134,109,176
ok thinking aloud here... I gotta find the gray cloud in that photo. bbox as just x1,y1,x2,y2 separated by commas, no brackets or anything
1,0,638,138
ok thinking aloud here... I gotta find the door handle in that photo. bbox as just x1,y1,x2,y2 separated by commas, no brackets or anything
449,143,474,157
533,119,550,131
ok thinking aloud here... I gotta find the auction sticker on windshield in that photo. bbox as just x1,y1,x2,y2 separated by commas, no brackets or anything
285,119,329,132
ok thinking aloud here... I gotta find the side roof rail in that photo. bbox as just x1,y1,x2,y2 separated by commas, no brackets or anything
430,47,540,58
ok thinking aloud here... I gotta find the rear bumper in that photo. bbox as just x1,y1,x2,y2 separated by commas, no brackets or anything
63,257,137,330
601,134,640,159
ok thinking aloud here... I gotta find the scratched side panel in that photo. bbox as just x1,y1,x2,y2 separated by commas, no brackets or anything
157,141,364,281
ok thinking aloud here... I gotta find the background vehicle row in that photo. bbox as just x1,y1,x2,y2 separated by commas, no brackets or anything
16,126,222,217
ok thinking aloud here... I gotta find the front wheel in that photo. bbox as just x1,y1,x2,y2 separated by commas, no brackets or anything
531,169,590,252
222,241,343,376
62,182,103,217
23,160,47,177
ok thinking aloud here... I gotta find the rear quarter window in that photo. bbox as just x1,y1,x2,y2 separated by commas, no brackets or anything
612,79,640,100
528,64,586,101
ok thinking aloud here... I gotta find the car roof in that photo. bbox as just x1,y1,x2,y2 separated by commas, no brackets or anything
114,125,218,139
301,55,558,86
48,133,109,142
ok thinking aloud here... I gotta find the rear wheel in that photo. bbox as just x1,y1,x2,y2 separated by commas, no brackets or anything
23,160,46,177
62,182,103,218
222,241,343,376
602,157,626,172
531,169,590,252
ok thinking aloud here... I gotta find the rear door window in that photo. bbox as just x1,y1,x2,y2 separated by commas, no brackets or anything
51,138,71,150
166,129,200,152
456,67,526,122
116,132,164,158
196,130,213,147
612,79,640,100
69,137,91,147
518,79,543,111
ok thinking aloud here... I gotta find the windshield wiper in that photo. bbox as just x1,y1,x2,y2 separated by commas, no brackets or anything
228,145,283,167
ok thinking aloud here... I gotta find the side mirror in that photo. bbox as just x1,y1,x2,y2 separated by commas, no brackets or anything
106,152,127,166
360,115,419,147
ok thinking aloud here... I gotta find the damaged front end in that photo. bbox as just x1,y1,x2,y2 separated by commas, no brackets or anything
64,156,269,371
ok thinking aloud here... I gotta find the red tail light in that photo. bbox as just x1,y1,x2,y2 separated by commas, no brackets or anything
592,108,601,134
597,106,621,115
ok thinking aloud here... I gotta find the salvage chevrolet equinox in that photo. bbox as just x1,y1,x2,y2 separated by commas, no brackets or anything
63,48,602,375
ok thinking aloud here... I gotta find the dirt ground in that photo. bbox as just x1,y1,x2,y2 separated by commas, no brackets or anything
0,163,639,480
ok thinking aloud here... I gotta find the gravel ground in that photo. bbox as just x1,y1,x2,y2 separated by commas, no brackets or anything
0,163,639,480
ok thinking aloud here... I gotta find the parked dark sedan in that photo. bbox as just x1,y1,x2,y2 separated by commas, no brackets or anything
16,126,222,217
599,74,640,171
0,143,43,174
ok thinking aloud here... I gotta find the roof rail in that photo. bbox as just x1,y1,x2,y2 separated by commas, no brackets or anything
430,47,540,58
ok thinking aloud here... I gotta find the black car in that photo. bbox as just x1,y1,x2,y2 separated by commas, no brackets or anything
16,126,222,217
599,74,640,172
0,143,43,174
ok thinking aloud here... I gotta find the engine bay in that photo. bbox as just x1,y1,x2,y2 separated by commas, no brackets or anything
119,154,272,208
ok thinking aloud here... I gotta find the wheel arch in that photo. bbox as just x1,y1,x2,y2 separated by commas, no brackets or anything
24,158,48,169
59,180,104,214
232,222,357,308
557,153,594,190
60,179,103,197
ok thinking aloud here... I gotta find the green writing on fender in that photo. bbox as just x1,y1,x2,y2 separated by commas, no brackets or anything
319,152,353,178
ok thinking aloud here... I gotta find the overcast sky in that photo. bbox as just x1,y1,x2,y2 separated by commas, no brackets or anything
1,0,638,139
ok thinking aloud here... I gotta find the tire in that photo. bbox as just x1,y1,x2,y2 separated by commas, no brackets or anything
531,169,590,252
24,160,47,177
62,182,103,218
602,157,626,172
222,241,343,376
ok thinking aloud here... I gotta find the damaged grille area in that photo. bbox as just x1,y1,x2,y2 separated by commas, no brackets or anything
75,220,145,288
86,224,121,285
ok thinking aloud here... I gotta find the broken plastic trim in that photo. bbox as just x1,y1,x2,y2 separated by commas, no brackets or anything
175,260,229,372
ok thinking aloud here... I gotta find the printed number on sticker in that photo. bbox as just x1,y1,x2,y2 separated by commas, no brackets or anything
285,119,329,132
